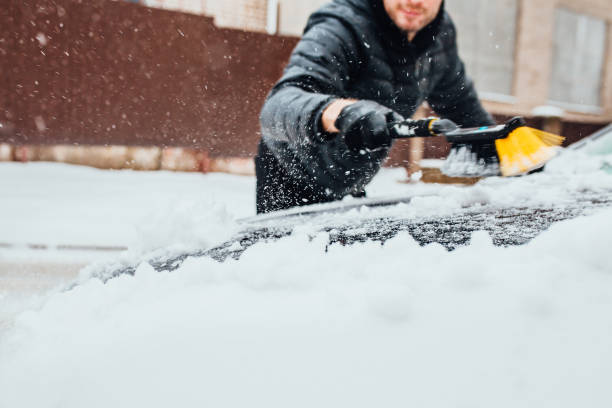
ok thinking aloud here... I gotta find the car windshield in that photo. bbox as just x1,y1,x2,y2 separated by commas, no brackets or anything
568,124,612,173
570,124,612,155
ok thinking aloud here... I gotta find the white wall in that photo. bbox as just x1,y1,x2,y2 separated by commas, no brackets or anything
277,0,331,36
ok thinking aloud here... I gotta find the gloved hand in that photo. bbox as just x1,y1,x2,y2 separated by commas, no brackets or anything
334,100,403,151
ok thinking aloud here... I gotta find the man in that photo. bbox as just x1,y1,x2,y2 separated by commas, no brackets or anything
256,0,494,213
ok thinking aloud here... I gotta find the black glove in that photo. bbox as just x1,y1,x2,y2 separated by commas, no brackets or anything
335,100,403,151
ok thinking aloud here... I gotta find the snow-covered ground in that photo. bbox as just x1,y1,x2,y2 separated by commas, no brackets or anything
1,148,612,407
0,162,255,255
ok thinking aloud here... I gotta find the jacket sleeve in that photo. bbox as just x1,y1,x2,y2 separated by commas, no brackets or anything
426,24,495,127
260,14,361,146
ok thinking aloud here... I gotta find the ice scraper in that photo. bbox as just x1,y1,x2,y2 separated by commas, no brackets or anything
389,116,565,177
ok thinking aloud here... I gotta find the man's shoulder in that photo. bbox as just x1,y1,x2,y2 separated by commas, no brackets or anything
440,11,457,38
435,10,458,49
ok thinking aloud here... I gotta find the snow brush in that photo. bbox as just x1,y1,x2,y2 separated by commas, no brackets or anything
388,116,565,177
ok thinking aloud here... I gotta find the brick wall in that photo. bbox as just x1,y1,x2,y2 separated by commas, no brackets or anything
0,0,298,156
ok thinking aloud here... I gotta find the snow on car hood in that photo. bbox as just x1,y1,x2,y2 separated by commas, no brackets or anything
2,208,612,408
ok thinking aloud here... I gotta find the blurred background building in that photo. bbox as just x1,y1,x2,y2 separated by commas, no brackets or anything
1,0,611,172
145,0,611,124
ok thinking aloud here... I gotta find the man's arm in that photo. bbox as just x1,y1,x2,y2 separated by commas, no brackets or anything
260,14,360,146
426,25,494,127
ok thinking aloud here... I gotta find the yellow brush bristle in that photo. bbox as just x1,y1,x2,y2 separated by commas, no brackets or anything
525,128,565,147
495,127,565,177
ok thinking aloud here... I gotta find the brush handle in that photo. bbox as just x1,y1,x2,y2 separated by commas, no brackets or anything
444,117,526,143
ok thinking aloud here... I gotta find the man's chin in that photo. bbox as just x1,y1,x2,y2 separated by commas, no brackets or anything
394,18,425,33
397,24,423,35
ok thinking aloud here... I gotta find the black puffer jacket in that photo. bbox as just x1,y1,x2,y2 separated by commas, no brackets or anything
256,0,493,213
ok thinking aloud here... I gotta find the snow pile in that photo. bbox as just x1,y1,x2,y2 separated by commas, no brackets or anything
132,198,237,253
2,208,612,408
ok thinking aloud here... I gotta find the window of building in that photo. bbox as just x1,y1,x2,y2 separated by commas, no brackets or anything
445,0,518,98
549,8,606,109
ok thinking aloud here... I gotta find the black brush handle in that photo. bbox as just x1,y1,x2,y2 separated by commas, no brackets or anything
444,117,526,143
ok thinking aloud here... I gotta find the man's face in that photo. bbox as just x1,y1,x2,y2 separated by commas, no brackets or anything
383,0,443,37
